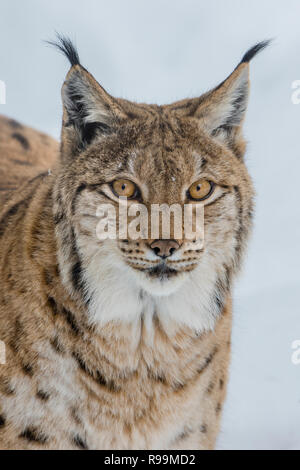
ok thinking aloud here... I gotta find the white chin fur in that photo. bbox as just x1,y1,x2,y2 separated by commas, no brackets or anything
78,239,219,333
130,269,187,297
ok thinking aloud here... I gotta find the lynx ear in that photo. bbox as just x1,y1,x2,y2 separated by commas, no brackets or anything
196,41,270,149
196,63,249,137
170,41,270,157
62,65,123,148
48,35,126,152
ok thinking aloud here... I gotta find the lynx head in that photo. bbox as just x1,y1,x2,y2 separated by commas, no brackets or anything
51,36,268,323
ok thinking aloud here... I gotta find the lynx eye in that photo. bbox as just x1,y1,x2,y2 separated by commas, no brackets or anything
188,179,214,201
112,179,138,199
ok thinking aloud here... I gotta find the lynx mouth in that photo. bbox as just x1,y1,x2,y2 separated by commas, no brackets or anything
146,263,178,279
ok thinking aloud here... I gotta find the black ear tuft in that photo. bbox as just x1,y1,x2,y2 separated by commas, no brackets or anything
46,33,80,67
240,39,271,64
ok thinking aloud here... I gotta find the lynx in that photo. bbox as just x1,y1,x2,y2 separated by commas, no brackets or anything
0,36,269,449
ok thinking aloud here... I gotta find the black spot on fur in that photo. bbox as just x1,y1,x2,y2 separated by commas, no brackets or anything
233,185,244,263
0,185,37,237
147,367,167,384
53,211,66,225
11,132,30,150
0,414,6,427
50,335,65,355
48,296,59,315
68,224,91,306
12,159,32,166
9,119,23,129
70,407,82,425
9,317,23,352
44,270,53,286
219,378,224,390
71,261,84,294
72,352,119,392
36,390,50,402
22,363,34,376
61,307,80,335
0,200,24,237
172,381,186,391
19,427,48,444
0,379,15,396
200,424,207,433
175,427,193,442
241,40,271,64
206,381,215,394
73,434,88,450
47,33,80,67
197,347,218,374
72,352,89,374
28,171,49,185
214,288,224,314
216,403,222,414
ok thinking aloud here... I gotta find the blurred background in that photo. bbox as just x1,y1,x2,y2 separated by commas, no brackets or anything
0,0,299,450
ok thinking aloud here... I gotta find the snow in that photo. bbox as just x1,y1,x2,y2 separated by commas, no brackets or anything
0,0,299,450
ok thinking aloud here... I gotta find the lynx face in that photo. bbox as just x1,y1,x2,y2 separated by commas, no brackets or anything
52,37,265,314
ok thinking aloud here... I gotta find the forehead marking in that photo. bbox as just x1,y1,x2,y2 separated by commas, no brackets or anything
193,153,208,176
127,151,137,174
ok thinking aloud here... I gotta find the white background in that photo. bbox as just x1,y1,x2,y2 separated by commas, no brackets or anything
0,0,299,450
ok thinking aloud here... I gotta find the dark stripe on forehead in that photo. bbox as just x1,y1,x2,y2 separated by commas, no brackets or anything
136,103,159,118
198,157,208,171
169,99,200,113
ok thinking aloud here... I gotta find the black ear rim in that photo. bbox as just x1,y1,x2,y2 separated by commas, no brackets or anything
240,39,272,64
45,32,80,67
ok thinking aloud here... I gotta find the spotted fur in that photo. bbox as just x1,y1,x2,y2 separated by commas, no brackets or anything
0,37,268,449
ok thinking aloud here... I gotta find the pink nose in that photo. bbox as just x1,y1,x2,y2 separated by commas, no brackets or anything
150,240,180,259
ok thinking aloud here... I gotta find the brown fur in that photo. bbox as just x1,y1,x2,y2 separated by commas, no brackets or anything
0,116,58,205
0,39,265,449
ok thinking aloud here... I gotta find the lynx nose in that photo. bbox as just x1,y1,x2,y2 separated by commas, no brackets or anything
150,240,180,259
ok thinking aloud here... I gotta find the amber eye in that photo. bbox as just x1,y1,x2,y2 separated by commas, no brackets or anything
112,179,138,199
188,179,214,201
